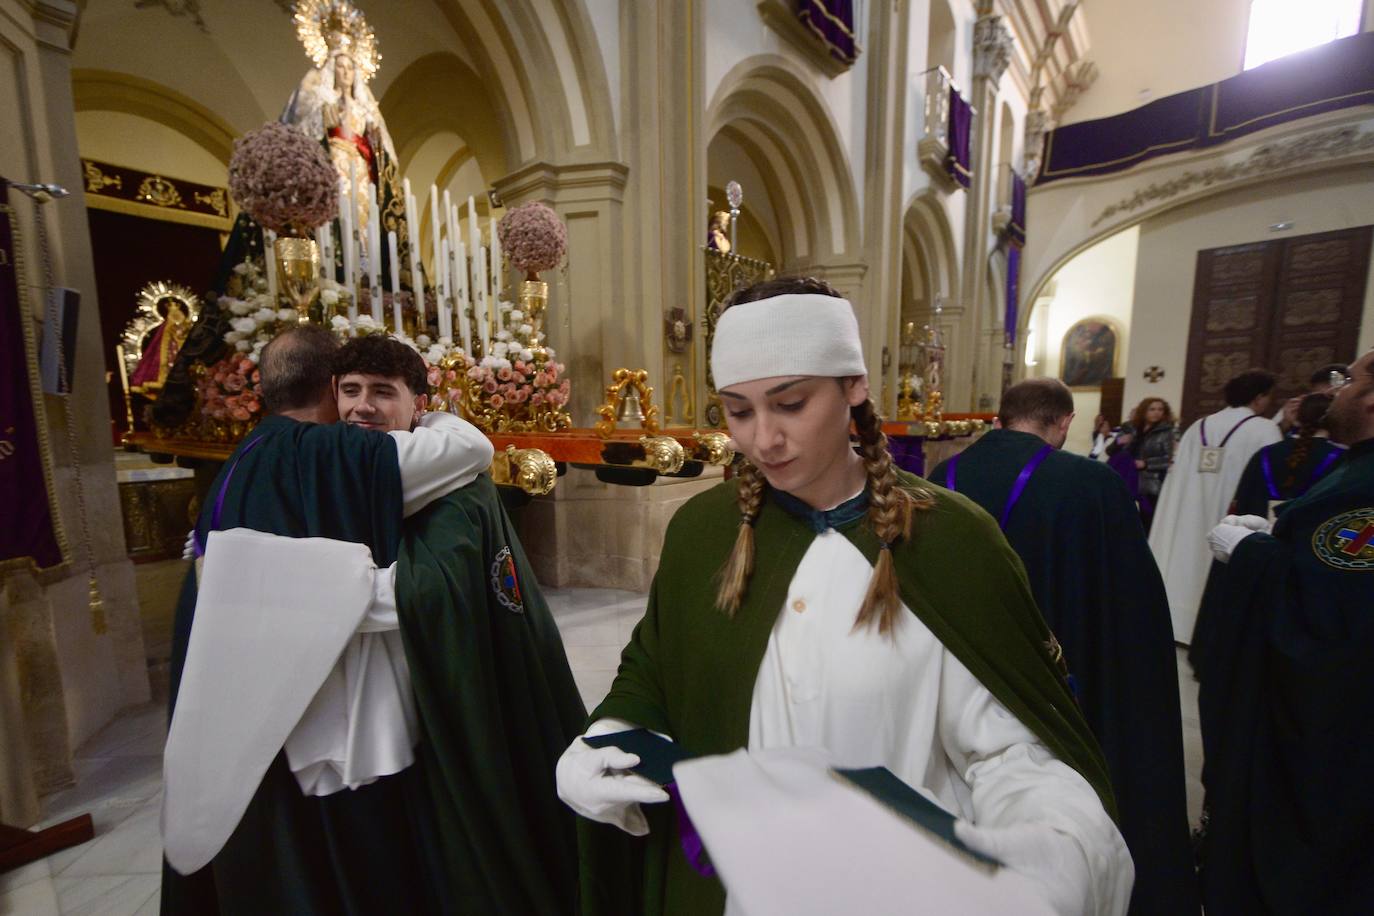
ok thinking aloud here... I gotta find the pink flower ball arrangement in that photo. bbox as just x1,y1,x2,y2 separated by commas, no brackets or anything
228,122,339,236
497,201,567,277
199,356,264,427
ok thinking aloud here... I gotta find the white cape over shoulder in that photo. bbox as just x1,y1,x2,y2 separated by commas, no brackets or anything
1147,406,1280,641
161,528,403,875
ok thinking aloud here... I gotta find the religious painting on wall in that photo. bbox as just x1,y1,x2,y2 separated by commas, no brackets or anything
1060,318,1119,388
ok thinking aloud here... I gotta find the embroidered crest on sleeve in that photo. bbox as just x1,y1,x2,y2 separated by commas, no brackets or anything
1312,508,1374,571
490,545,525,613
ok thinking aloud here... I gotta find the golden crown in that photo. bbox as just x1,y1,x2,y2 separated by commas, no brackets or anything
294,0,380,81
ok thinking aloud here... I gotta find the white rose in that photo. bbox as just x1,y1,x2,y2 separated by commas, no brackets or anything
277,308,298,322
509,309,523,321
227,299,252,316
230,317,258,334
223,331,244,344
519,323,534,335
253,307,277,322
519,348,534,363
320,288,340,306
235,340,252,352
233,263,249,275
496,330,513,342
492,342,509,356
416,335,432,347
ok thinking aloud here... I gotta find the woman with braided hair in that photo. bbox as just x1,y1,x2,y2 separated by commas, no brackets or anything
558,278,1132,915
1228,391,1345,521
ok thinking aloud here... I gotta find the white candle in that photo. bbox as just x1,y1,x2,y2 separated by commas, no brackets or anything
388,230,402,333
438,238,452,341
467,196,479,255
443,190,455,256
429,184,442,332
317,222,332,281
453,248,471,357
490,215,502,300
403,178,421,297
339,181,357,315
263,230,278,305
367,190,382,324
348,159,359,238
477,245,491,355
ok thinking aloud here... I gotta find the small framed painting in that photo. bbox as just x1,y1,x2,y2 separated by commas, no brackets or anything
1060,318,1119,389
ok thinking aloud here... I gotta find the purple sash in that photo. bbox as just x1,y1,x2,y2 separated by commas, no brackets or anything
1201,413,1259,448
193,434,269,558
1260,444,1343,500
945,444,1054,530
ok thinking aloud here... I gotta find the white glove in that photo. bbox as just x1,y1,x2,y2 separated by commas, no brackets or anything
182,529,198,560
556,737,669,836
1208,523,1258,562
954,821,1094,916
1220,514,1272,533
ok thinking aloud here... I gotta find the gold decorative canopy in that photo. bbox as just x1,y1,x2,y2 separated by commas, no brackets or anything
294,0,380,81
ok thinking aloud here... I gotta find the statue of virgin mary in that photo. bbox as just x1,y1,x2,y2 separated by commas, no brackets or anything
282,0,410,290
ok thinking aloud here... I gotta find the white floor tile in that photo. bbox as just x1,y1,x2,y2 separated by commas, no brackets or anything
0,877,60,916
56,803,162,879
53,875,159,916
0,860,51,897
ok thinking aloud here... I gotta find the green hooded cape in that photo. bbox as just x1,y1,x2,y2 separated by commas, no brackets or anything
396,476,588,914
581,470,1117,916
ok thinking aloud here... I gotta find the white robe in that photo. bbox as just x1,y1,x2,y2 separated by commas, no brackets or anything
591,528,1133,916
1147,405,1281,641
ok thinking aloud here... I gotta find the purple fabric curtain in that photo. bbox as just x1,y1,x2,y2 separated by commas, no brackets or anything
1008,172,1026,247
1005,246,1020,347
0,180,64,570
887,434,925,478
947,88,973,189
797,0,859,65
1038,30,1374,184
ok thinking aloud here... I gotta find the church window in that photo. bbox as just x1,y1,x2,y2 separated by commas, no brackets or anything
1243,0,1362,70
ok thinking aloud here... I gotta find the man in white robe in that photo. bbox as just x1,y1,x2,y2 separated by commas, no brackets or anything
1148,368,1281,642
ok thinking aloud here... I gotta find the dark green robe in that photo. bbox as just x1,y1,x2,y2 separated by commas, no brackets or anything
1194,437,1374,915
581,470,1116,916
931,429,1198,915
162,415,435,915
395,476,587,914
1229,437,1345,518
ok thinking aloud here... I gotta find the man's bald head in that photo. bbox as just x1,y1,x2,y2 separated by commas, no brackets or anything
998,378,1076,448
259,325,340,419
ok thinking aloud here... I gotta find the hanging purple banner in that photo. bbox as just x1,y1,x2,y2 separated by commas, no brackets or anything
1038,30,1374,184
1005,245,1021,348
0,182,64,571
1008,172,1026,247
797,0,859,65
947,88,973,190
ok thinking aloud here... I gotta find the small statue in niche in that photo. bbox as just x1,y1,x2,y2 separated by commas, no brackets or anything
664,307,693,354
707,210,732,253
129,292,196,398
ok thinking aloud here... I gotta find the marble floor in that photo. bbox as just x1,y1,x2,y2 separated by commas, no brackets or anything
0,587,1205,915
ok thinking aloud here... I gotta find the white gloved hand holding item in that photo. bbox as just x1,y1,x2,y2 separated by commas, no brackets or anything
954,821,1095,916
556,737,669,836
1220,514,1272,533
1208,523,1258,562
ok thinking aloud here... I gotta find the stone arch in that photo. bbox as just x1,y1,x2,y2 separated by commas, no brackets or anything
71,69,239,166
902,189,959,305
435,0,620,168
381,52,510,181
706,55,861,265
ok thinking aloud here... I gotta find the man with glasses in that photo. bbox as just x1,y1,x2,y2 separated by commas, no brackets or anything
1196,351,1374,914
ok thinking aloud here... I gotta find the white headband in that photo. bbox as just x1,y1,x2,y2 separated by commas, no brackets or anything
711,293,867,390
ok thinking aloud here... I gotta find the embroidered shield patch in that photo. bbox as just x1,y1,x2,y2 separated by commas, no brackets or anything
1311,508,1374,571
490,545,525,613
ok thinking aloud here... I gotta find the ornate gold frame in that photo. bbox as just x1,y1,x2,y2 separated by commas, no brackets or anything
120,280,201,392
1059,315,1122,391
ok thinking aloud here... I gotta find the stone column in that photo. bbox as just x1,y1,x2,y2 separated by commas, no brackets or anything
1,0,150,821
955,1,1012,411
857,0,912,413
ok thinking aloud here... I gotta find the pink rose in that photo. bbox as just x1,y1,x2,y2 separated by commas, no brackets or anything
238,359,254,374
230,406,251,421
531,392,546,406
467,366,484,380
497,367,513,382
512,372,526,385
224,373,246,392
427,366,442,388
224,395,241,409
483,379,499,394
534,372,550,387
547,391,565,407
445,369,458,382
489,394,505,409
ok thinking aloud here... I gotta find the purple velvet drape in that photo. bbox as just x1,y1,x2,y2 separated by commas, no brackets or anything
0,180,64,570
947,88,974,189
1008,172,1026,246
797,0,859,65
1038,30,1374,184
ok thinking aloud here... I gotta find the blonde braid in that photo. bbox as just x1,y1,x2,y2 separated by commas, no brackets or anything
714,460,768,616
852,399,933,634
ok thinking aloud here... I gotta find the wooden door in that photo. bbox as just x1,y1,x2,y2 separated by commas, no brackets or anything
1181,227,1370,424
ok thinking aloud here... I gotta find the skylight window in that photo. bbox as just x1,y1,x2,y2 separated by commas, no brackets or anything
1243,0,1362,70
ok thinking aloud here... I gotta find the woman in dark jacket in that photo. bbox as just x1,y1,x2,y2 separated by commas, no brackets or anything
1109,397,1176,532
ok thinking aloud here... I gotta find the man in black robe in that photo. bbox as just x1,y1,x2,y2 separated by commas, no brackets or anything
931,378,1198,915
161,326,494,914
1197,350,1374,914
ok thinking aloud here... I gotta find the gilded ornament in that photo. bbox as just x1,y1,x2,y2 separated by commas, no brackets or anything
595,368,660,438
194,188,228,217
137,175,185,209
83,161,122,194
691,431,735,467
503,446,557,496
293,0,380,81
639,436,686,475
